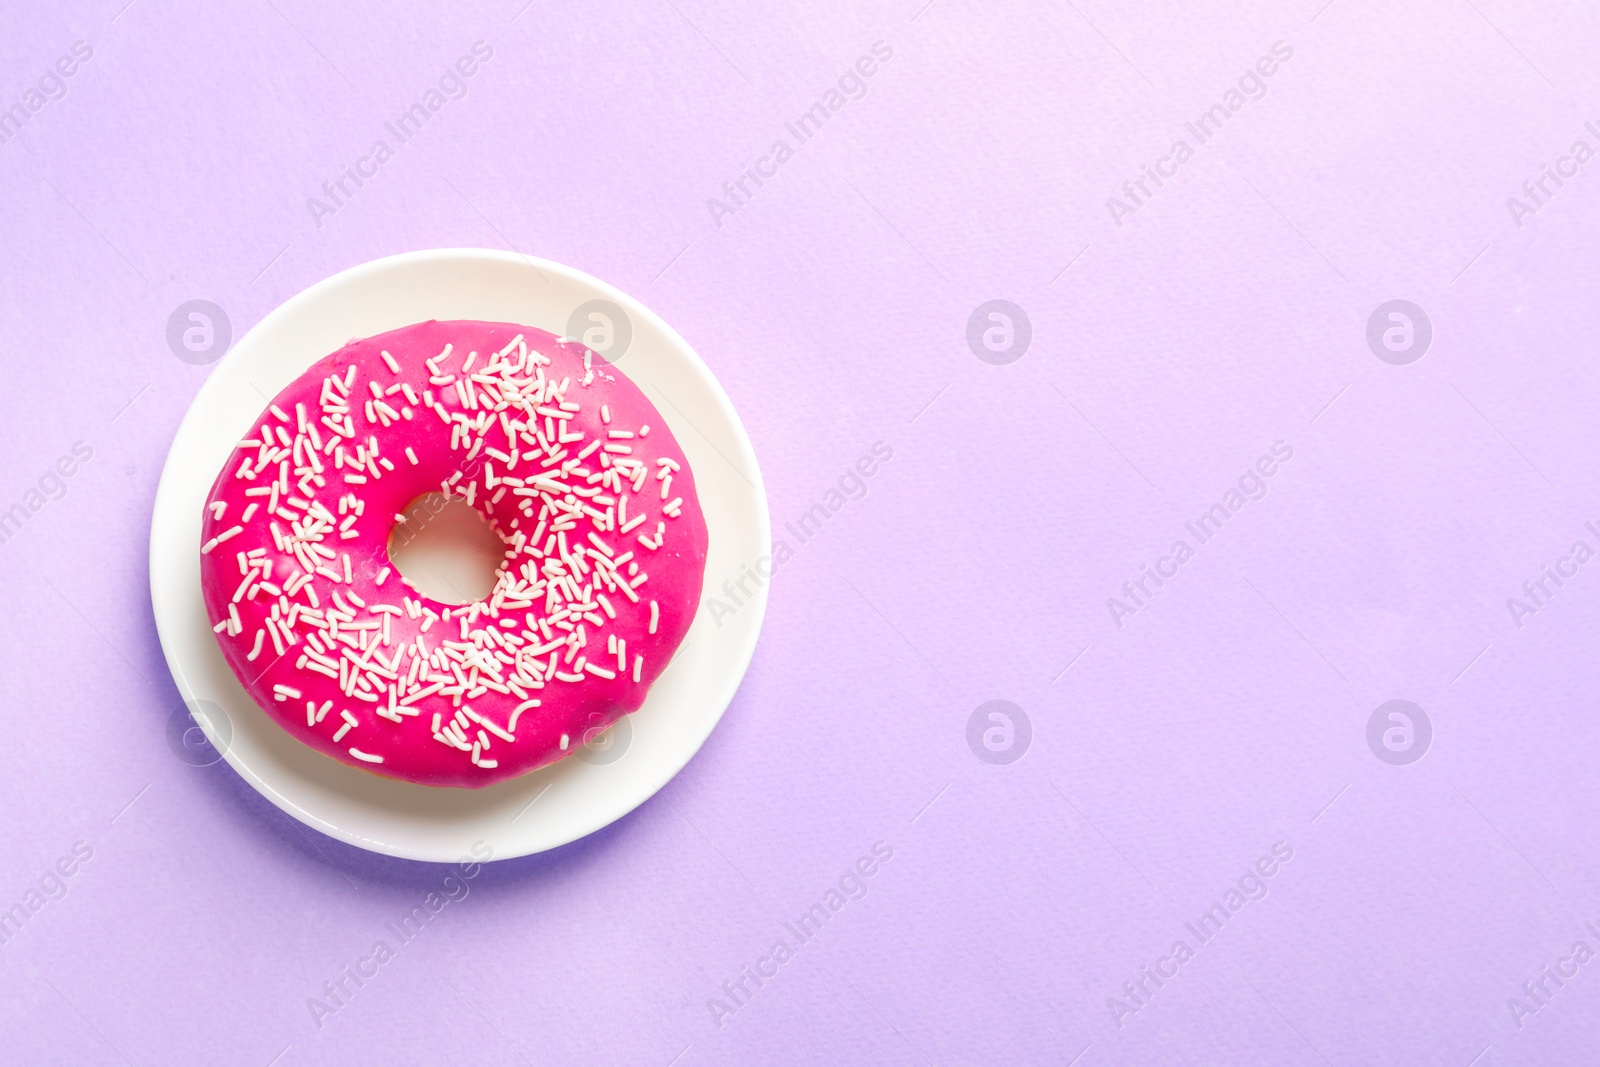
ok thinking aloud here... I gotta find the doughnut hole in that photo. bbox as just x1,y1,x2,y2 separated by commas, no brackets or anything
387,493,507,605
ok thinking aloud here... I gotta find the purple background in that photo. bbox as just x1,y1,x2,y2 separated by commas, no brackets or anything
3,0,1599,1062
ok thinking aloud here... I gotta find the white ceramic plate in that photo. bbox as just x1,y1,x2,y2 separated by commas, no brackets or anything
150,249,769,862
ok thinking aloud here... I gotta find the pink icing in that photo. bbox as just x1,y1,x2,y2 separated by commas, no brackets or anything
199,320,708,788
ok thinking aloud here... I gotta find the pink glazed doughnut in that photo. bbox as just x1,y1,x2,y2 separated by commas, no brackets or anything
198,320,708,788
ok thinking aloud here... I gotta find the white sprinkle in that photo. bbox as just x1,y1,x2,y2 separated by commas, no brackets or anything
509,699,540,732
381,350,401,374
348,747,383,763
649,600,659,634
201,525,243,554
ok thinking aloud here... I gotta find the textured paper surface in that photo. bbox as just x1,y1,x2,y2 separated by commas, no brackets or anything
2,0,1598,1062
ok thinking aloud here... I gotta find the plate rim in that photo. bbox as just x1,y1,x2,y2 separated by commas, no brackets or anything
148,247,769,861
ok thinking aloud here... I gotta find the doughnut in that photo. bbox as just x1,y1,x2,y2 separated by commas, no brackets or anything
198,320,708,788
